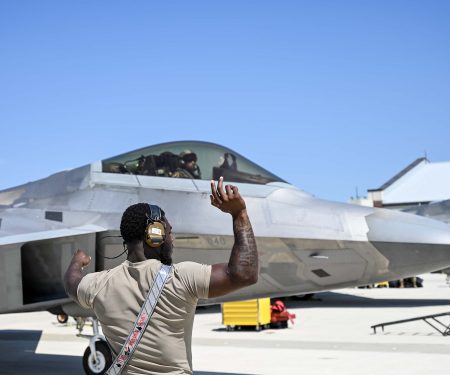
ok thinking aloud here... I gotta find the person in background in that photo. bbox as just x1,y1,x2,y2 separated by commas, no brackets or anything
172,150,201,179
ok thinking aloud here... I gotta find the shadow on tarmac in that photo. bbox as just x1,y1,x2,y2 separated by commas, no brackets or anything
0,330,253,375
285,292,450,309
0,330,83,375
197,291,450,313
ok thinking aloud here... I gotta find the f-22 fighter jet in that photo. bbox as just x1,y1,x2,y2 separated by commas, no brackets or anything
1,141,450,373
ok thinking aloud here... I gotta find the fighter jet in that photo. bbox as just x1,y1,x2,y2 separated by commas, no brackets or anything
1,140,450,373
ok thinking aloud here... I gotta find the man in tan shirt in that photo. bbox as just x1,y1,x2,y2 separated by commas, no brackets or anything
64,177,258,374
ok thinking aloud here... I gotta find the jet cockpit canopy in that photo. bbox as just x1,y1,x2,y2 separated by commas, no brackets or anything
102,141,286,185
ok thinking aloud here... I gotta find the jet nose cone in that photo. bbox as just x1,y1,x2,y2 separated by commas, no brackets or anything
366,209,450,275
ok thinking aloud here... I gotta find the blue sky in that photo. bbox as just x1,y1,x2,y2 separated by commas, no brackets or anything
1,1,449,202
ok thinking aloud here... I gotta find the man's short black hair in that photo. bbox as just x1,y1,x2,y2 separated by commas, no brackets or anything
120,203,149,244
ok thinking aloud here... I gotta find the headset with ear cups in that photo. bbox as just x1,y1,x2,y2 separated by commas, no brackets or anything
145,204,166,248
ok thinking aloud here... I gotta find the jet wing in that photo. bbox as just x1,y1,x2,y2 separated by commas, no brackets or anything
0,224,105,314
0,224,107,246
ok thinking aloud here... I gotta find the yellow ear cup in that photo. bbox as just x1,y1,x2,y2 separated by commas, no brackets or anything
145,221,166,248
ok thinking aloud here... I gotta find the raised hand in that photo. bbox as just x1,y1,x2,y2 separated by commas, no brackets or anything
64,249,92,301
210,177,246,218
72,249,91,269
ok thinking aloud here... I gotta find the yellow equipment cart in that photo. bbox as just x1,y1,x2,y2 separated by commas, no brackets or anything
222,298,271,331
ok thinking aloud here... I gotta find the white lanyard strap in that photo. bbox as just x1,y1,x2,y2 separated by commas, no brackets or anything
106,264,173,375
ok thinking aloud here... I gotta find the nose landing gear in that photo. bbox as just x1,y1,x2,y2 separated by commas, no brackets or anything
83,340,112,375
77,318,113,375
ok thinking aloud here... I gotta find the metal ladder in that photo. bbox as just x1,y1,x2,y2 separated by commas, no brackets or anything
371,312,450,336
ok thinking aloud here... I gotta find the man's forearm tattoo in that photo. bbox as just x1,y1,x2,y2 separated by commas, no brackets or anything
229,212,258,280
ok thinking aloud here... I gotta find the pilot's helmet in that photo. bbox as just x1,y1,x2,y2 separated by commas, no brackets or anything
180,150,197,163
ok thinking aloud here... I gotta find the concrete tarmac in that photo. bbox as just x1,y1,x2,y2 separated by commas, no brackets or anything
1,273,450,375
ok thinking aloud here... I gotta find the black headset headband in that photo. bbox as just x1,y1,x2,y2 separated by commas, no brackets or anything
146,204,164,223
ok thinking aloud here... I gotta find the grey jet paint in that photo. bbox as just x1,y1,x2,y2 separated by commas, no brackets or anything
402,199,450,276
403,199,450,224
1,140,450,320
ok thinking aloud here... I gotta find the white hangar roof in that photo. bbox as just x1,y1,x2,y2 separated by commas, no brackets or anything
369,158,450,205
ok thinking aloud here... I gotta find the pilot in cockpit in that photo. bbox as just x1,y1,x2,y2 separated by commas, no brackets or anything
172,150,202,179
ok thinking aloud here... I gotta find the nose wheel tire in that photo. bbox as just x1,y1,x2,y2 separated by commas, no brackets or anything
82,341,112,375
56,314,68,324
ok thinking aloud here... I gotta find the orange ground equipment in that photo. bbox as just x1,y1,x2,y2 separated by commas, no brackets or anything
270,300,296,328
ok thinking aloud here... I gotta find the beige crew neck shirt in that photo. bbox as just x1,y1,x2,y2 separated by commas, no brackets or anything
77,259,211,374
